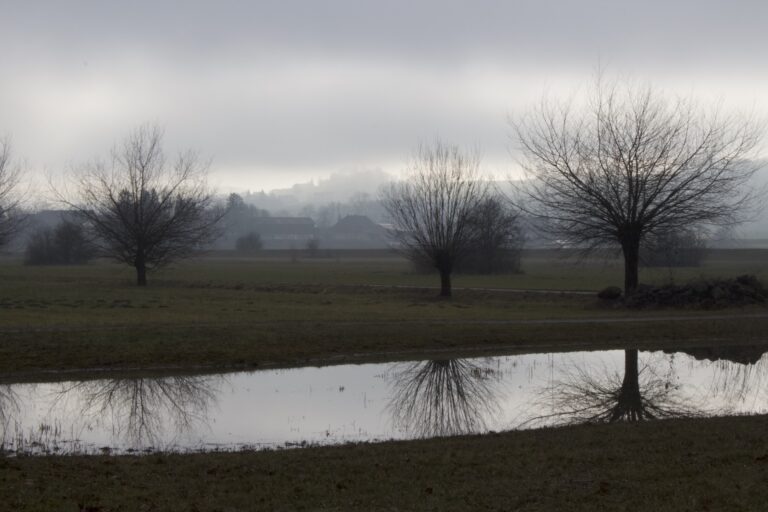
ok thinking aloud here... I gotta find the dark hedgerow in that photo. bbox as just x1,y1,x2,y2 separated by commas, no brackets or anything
235,232,263,254
24,220,95,265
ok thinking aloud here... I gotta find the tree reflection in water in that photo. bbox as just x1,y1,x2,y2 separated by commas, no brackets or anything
525,349,700,426
0,385,19,442
388,359,501,438
58,375,219,447
676,346,768,407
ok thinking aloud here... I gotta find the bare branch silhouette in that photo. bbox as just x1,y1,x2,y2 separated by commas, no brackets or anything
0,385,20,446
381,141,489,297
676,346,768,406
388,359,501,438
59,375,219,447
522,350,701,427
514,76,765,293
59,124,224,285
0,137,24,248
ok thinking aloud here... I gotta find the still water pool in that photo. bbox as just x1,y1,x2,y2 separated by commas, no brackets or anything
2,345,767,454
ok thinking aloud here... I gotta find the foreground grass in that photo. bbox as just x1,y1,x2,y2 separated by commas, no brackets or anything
1,251,768,378
5,415,768,511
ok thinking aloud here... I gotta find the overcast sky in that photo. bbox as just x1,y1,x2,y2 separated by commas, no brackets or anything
2,0,768,193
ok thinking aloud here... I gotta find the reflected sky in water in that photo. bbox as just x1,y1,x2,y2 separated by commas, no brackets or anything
3,345,768,455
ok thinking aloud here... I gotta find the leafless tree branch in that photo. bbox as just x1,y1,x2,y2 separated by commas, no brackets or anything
58,124,224,285
381,141,489,296
58,375,218,448
0,137,24,249
514,77,765,293
388,359,501,438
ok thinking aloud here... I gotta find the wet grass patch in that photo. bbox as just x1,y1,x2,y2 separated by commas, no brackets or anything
3,415,768,511
0,253,766,377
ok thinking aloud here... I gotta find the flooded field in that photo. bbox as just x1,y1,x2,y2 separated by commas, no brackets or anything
2,345,768,455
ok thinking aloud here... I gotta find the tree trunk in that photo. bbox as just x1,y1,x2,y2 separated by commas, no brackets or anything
439,268,452,298
136,264,147,286
622,349,640,395
135,252,147,287
621,236,641,295
610,349,642,422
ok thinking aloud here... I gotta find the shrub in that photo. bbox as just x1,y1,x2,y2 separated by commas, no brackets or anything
624,275,765,309
235,232,263,253
457,197,525,274
597,286,623,300
305,238,320,258
406,197,525,276
640,228,706,268
25,220,94,265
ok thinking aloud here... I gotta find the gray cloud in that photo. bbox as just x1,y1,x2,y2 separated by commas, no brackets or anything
1,0,767,191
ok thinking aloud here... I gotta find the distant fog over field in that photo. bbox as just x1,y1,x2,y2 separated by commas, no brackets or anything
2,0,768,194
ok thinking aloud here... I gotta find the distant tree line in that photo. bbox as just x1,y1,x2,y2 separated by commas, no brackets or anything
225,193,271,254
640,228,707,268
459,196,524,275
25,220,95,265
234,232,263,254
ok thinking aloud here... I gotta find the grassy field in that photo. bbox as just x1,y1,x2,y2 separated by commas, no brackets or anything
4,250,768,511
1,249,767,379
4,415,768,511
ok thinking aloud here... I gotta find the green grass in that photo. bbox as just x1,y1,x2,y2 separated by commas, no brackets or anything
1,249,767,378
5,250,768,510
5,415,768,511
115,248,768,291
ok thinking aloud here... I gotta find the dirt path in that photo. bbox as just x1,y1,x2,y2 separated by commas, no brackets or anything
366,283,596,295
1,312,766,334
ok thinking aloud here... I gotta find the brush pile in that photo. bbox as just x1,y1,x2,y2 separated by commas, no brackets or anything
598,275,767,308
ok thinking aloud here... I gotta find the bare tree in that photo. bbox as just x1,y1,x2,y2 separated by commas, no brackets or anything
514,78,764,294
65,125,223,285
382,141,488,297
0,138,23,248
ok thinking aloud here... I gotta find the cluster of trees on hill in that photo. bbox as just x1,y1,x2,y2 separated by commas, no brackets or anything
0,77,763,292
